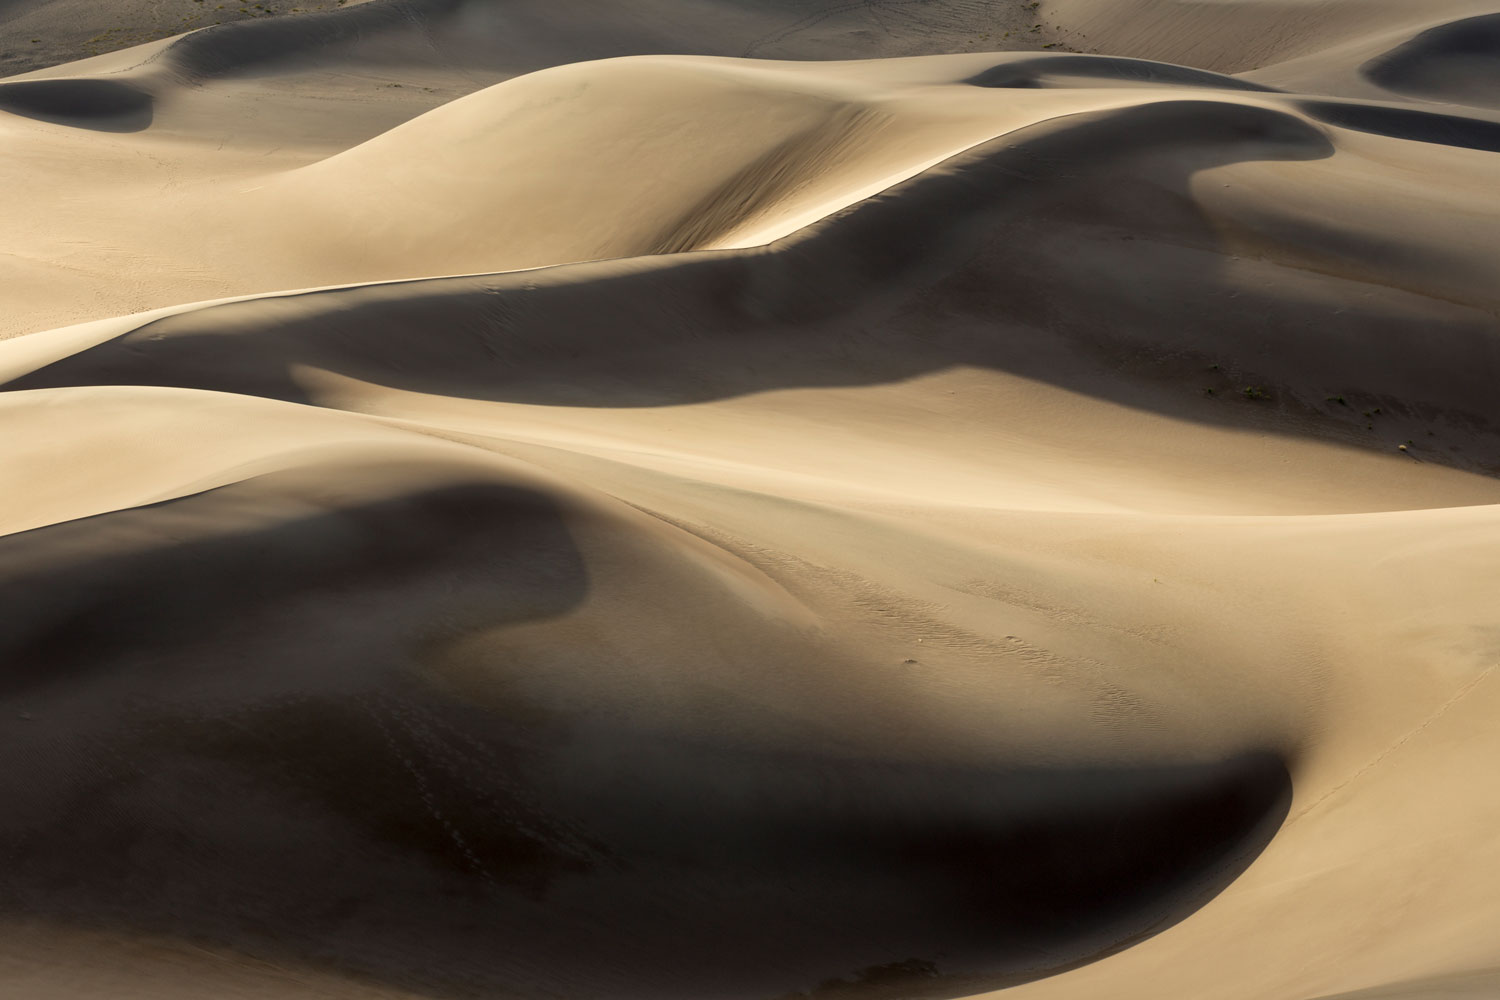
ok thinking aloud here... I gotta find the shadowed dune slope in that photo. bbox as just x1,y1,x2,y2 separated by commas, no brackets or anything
1045,0,1500,74
0,443,1292,995
5,5,1500,1000
1362,12,1500,106
0,77,151,129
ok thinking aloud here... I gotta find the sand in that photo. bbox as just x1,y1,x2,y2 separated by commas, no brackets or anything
3,1,1500,998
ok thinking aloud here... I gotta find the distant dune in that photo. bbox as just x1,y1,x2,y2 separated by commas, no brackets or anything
4,2,1500,999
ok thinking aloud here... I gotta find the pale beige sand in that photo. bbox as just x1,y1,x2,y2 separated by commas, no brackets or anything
3,1,1500,999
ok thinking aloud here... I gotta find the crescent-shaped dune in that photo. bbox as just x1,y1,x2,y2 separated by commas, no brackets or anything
3,1,1500,999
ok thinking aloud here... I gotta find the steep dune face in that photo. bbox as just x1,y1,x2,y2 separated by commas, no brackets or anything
5,3,1500,1000
1362,12,1500,106
0,437,1292,995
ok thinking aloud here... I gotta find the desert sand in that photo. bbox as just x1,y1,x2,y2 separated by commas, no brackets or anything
3,1,1500,998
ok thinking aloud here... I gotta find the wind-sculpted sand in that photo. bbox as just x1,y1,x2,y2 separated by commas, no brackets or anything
3,1,1500,998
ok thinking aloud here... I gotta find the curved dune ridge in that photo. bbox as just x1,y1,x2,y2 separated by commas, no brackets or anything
3,1,1500,999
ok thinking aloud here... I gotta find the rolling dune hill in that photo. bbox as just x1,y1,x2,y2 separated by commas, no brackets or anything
3,2,1500,1000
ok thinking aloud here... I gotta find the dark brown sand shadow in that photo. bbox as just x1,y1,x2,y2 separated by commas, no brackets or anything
0,78,152,131
1362,13,1500,109
3,675,1290,999
0,454,1295,998
965,53,1280,92
1300,98,1500,152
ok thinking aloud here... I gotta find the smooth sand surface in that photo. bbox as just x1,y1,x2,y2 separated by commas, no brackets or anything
3,1,1500,998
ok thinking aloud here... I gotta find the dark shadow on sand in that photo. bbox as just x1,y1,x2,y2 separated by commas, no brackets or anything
0,78,153,132
1302,98,1500,153
1362,12,1500,109
966,54,1280,92
0,456,1296,999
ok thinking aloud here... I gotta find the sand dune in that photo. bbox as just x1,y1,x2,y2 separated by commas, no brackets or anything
4,1,1500,998
1049,0,1499,73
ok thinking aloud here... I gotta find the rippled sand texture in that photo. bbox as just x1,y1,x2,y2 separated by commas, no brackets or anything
3,1,1500,998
